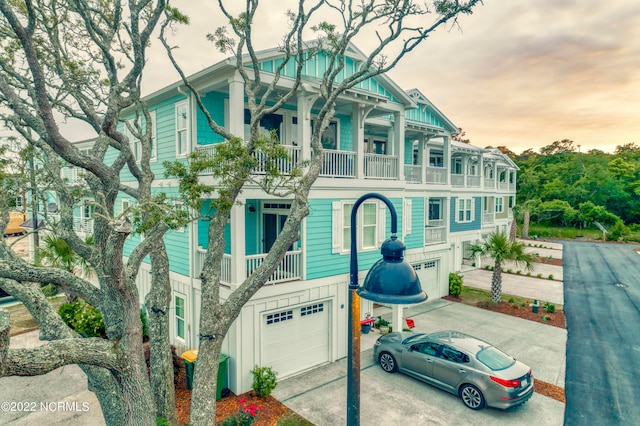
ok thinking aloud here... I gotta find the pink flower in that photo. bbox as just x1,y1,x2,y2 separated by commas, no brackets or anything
238,397,245,404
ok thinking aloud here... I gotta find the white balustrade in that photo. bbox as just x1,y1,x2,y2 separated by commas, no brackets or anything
363,153,398,179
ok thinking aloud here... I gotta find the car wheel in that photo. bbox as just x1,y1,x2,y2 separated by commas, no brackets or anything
378,352,397,373
460,384,485,410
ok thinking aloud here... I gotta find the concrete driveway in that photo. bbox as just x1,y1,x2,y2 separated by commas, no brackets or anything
273,300,566,426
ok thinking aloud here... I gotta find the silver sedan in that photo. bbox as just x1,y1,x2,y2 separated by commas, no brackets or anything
373,330,534,410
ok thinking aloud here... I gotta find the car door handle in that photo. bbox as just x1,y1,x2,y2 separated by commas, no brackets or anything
426,359,434,363
458,369,467,373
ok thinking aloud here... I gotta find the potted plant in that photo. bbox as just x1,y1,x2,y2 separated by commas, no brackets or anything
375,318,391,334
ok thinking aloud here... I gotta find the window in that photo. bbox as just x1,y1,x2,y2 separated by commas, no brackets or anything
452,158,463,174
411,341,439,356
483,197,493,213
176,101,189,156
300,303,324,316
495,197,504,213
310,119,339,150
266,310,293,325
245,110,283,141
333,200,385,254
175,295,185,340
457,198,474,223
123,111,156,162
429,152,443,167
439,346,470,364
364,137,387,154
428,199,443,222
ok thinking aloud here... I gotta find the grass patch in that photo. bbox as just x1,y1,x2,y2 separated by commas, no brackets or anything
277,410,314,426
525,224,602,240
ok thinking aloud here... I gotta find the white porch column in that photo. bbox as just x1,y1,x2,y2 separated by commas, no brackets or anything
297,92,315,162
230,202,246,285
353,103,366,179
443,136,451,186
228,72,245,138
394,112,405,181
392,304,404,334
419,135,426,184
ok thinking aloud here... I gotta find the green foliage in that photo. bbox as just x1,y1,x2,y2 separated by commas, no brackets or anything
141,309,148,338
250,366,278,398
58,301,106,338
607,221,628,241
544,303,556,313
374,318,390,328
40,283,58,297
448,273,464,298
217,397,261,426
548,274,554,280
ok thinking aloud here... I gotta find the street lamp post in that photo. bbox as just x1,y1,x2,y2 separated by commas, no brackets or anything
346,193,428,426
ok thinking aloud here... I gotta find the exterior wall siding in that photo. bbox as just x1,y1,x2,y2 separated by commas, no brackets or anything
197,92,227,145
449,197,482,233
403,197,424,248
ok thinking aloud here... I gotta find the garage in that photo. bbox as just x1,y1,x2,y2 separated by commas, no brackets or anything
412,260,443,301
261,301,331,378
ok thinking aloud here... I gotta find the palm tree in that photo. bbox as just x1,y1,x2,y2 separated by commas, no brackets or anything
36,234,94,303
470,232,535,303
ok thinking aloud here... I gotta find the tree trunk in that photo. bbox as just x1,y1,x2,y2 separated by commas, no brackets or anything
509,217,517,241
523,210,530,239
490,261,503,303
147,245,177,424
189,331,225,426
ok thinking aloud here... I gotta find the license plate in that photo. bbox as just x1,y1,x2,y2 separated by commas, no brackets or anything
521,378,528,388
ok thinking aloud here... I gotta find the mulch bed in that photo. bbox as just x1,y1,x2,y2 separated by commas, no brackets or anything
443,295,566,329
175,364,288,426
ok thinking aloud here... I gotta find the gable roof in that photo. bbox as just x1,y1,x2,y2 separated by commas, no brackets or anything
405,88,458,133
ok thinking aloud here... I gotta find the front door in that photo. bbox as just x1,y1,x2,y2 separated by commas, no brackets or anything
263,213,291,252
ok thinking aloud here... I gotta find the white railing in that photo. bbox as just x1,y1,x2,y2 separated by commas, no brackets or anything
404,165,421,183
426,167,446,184
498,181,509,191
196,248,232,284
483,213,494,224
320,149,356,177
73,217,93,234
451,174,465,187
245,250,302,284
484,178,495,189
252,145,301,174
467,175,481,187
364,153,398,179
425,226,446,245
195,143,301,175
61,167,84,184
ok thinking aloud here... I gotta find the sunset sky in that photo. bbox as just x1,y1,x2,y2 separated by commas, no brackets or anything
68,1,640,155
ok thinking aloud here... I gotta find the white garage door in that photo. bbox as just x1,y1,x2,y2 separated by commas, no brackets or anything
413,260,443,301
261,301,330,378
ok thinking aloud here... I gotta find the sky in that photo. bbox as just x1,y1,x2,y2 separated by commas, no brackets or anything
63,0,640,155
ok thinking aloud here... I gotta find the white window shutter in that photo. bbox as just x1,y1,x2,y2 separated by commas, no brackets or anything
378,202,387,246
332,201,341,253
404,199,412,235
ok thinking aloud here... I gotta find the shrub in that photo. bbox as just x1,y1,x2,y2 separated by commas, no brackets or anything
58,300,106,338
544,302,556,313
251,366,278,398
516,270,521,275
485,265,491,270
374,318,390,328
448,273,464,298
508,297,515,303
141,309,148,339
506,269,513,274
548,274,554,280
526,272,531,276
218,397,261,426
536,273,543,278
40,283,58,297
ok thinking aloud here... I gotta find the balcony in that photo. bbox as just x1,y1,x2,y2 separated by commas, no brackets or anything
404,165,421,183
483,212,494,225
195,143,301,175
364,153,398,179
319,149,356,178
425,225,446,245
196,248,301,285
426,167,447,184
484,178,495,189
61,166,84,184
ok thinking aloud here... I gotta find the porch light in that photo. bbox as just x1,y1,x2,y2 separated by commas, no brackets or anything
346,192,427,426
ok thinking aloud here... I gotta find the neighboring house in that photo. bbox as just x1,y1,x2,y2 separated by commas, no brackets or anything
36,42,518,395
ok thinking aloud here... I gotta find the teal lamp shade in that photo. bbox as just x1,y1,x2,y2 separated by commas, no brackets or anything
357,236,427,304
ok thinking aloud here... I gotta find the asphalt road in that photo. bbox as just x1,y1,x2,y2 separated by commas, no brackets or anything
562,240,640,425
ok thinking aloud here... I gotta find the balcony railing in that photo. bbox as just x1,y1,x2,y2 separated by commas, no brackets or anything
320,149,356,178
404,165,421,183
483,212,494,225
364,153,398,179
426,167,447,184
196,248,232,284
246,250,302,284
425,225,446,245
61,167,84,184
467,175,481,188
484,178,495,189
73,217,94,234
195,143,301,175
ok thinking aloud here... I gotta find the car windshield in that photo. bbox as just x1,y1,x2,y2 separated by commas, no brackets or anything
402,334,426,345
476,346,515,371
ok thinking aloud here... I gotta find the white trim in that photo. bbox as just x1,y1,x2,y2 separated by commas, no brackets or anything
173,292,187,344
403,198,412,236
495,197,504,213
456,197,474,223
332,200,382,254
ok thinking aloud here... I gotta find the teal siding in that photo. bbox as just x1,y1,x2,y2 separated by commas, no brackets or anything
404,138,414,165
403,197,424,248
405,105,445,129
305,197,402,281
197,92,227,146
339,115,353,151
449,197,481,233
245,201,259,256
